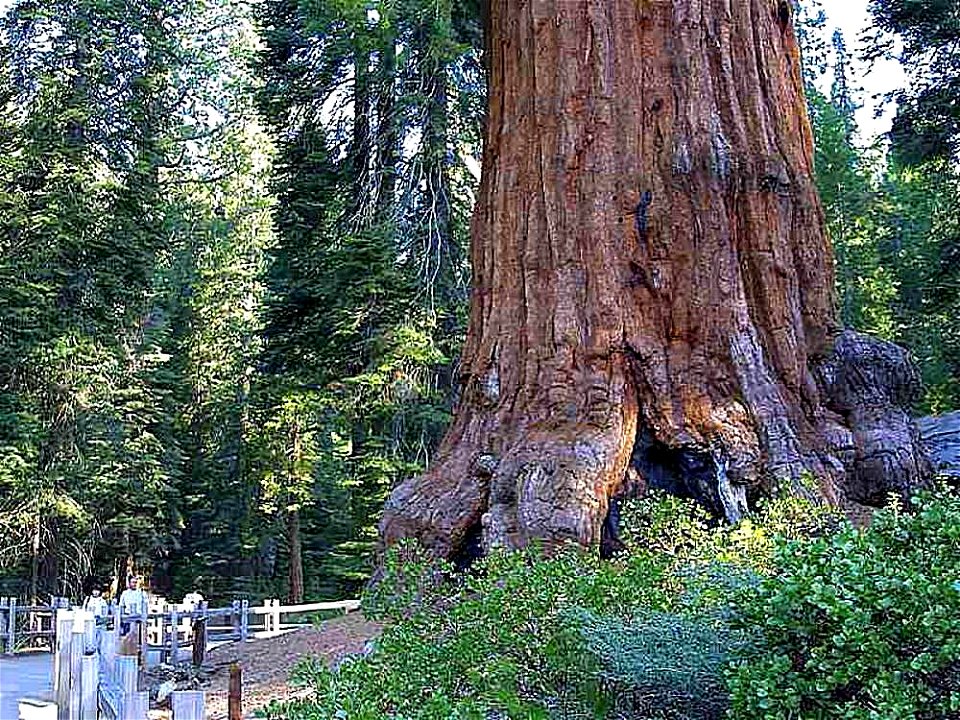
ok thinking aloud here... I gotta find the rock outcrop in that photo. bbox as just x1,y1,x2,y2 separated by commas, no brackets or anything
816,330,932,505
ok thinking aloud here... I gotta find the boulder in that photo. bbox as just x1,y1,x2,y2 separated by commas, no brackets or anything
919,411,960,481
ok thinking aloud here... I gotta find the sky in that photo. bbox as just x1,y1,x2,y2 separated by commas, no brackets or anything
0,0,905,142
821,0,908,143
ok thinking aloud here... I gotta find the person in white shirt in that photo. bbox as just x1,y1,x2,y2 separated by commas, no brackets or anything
118,575,147,636
182,589,205,610
83,585,108,617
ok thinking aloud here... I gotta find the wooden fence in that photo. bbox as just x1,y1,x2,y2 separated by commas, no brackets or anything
251,598,361,635
142,598,250,666
41,607,206,720
0,596,69,654
12,597,360,718
140,597,361,664
139,597,360,665
3,596,360,659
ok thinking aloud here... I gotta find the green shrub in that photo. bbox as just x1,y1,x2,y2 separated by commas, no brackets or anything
361,540,455,622
260,491,841,719
619,490,842,574
263,544,674,720
577,608,752,720
727,489,960,719
572,492,835,720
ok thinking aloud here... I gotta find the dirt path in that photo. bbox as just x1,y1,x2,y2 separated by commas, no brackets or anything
201,613,381,719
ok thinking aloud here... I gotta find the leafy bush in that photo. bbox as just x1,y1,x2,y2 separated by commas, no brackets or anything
727,489,960,719
260,491,841,719
361,540,455,621
620,490,842,573
572,492,836,720
263,544,675,719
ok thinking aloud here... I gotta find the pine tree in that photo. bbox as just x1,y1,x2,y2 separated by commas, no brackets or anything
0,0,270,598
867,0,960,165
252,0,483,597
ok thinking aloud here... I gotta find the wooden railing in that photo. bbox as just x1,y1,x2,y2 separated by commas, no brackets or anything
139,597,360,664
13,597,360,718
2,596,360,659
0,596,70,654
49,607,206,720
142,598,250,665
250,598,361,635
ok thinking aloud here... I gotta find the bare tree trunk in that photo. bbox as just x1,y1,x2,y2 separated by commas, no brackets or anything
30,509,40,603
381,0,929,559
421,33,457,310
287,509,303,603
351,49,372,219
376,40,398,219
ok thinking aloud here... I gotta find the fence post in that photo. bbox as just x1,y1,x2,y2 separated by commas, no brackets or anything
231,600,241,641
8,597,16,653
118,654,138,691
68,620,84,720
138,596,148,669
192,609,207,667
147,600,159,652
271,599,281,634
171,690,205,720
228,663,242,720
117,655,138,718
54,610,74,720
0,597,7,654
240,600,249,643
80,653,99,719
101,603,120,683
123,691,148,720
29,599,37,643
81,611,96,654
170,606,180,664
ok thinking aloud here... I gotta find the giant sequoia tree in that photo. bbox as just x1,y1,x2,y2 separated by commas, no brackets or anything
381,0,931,558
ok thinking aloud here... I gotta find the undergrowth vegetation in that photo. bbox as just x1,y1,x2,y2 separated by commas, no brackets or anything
262,489,960,720
727,491,960,719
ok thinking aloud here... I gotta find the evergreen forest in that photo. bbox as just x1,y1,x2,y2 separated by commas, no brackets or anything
1,0,958,604
2,4,960,716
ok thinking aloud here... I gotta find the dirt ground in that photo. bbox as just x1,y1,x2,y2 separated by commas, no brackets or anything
205,613,381,719
146,612,382,719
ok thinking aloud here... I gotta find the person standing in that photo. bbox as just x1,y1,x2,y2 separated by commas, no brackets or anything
182,587,205,610
83,585,109,617
118,575,147,636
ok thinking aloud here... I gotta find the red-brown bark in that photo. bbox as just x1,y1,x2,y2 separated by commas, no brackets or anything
381,0,929,559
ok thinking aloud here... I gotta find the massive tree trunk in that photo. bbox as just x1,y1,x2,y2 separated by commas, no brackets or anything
381,0,930,559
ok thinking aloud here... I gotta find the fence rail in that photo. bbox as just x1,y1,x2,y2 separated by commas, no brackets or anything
4,595,360,660
250,598,361,635
0,596,69,654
